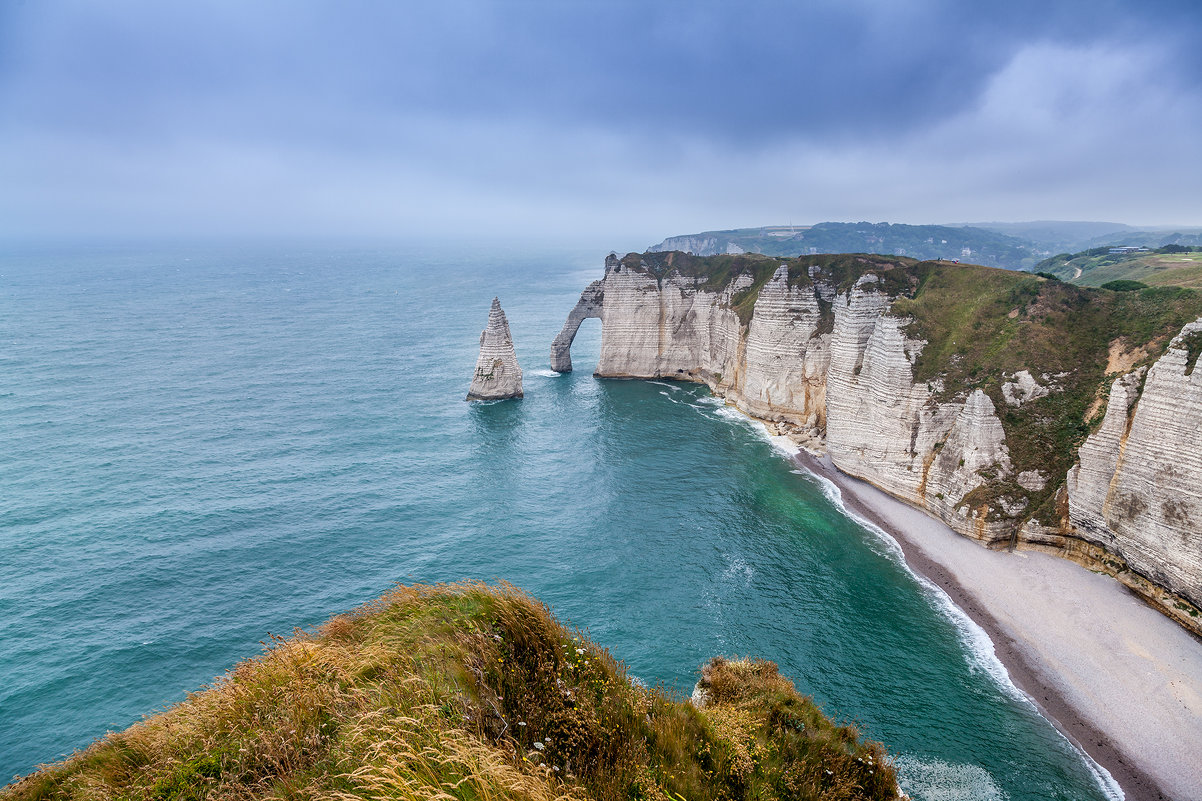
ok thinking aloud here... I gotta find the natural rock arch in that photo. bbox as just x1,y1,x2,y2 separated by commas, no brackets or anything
549,255,614,372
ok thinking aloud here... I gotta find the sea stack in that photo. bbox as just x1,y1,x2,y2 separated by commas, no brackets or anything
466,297,523,400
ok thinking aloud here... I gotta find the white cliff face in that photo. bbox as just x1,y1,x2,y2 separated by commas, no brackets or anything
826,286,942,505
553,258,1202,631
555,260,1014,543
1068,320,1202,609
1067,368,1146,552
590,256,746,382
467,297,523,400
922,390,1014,540
648,235,744,256
823,286,1013,542
738,266,829,427
550,276,604,372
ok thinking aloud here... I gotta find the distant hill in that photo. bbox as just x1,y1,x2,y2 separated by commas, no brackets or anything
649,222,1044,270
1037,245,1202,289
962,221,1136,253
651,221,1202,272
951,222,1202,256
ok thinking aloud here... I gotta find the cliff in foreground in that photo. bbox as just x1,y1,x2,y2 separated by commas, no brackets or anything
553,252,1202,634
3,583,897,801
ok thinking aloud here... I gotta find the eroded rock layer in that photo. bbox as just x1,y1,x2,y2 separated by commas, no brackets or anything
553,252,1202,632
467,297,523,401
1068,322,1202,613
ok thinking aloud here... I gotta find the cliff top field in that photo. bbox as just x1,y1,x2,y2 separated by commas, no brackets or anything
3,582,897,801
1035,246,1202,289
617,250,1202,525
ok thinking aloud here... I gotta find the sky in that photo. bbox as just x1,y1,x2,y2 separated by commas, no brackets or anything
2,0,1201,245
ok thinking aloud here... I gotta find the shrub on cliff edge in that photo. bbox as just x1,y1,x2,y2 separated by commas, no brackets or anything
3,582,898,801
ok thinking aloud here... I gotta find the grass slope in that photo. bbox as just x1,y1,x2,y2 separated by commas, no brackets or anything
890,268,1202,523
4,583,898,801
622,251,915,326
1037,248,1202,289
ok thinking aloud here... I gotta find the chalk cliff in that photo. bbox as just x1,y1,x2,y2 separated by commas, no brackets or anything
553,251,1202,632
467,297,523,401
1066,321,1202,620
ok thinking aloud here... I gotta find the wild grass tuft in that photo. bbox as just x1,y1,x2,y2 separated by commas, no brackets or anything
3,583,898,801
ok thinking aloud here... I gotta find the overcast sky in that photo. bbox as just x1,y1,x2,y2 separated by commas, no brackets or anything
2,0,1201,244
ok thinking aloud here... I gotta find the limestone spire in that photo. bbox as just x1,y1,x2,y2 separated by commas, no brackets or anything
467,297,523,400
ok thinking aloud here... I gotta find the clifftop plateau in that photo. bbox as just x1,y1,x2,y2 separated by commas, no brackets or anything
1036,245,1202,289
553,251,1202,634
2,583,898,801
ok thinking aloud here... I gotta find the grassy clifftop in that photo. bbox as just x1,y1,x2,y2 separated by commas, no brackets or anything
4,583,898,801
1036,246,1202,289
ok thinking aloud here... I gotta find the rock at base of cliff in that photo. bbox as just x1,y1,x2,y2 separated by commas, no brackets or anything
467,297,524,401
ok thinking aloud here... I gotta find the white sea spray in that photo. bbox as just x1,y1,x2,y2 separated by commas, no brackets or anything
892,756,1008,801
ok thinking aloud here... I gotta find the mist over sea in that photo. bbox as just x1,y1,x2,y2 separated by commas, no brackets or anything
1,242,1113,800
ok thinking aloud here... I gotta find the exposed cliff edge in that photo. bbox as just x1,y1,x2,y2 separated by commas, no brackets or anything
467,297,523,400
1,583,899,801
553,251,1202,633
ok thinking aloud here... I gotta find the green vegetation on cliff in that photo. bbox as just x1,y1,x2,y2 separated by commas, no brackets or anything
622,251,915,326
1036,246,1202,289
889,267,1202,522
4,583,897,801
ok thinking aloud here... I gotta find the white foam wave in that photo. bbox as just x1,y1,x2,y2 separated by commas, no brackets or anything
530,368,561,378
692,399,802,458
892,756,1007,801
804,470,1028,701
721,555,754,585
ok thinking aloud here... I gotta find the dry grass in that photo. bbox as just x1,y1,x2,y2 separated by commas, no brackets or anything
3,583,898,801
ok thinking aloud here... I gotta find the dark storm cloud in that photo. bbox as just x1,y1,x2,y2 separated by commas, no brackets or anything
2,0,1201,239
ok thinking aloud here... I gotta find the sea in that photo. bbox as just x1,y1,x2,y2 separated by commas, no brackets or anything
0,241,1120,800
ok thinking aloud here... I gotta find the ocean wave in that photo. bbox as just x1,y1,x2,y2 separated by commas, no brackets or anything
530,369,561,378
722,555,754,585
892,756,1007,801
693,398,801,461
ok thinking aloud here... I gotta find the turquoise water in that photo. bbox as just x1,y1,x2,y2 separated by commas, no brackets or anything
0,242,1115,800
